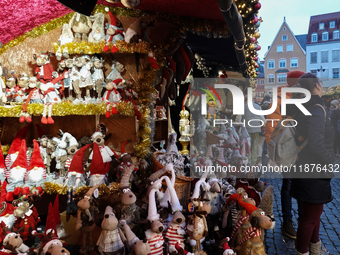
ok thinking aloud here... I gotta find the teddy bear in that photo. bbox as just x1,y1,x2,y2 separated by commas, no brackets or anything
2,233,30,254
103,8,124,53
76,184,100,254
91,56,105,99
69,12,92,43
96,206,127,255
88,13,106,43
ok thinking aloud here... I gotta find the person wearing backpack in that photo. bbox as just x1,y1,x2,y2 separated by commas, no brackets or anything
330,100,340,156
265,70,305,239
286,73,334,255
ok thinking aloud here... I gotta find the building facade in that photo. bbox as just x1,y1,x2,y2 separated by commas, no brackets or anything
255,60,265,102
264,18,307,94
306,12,340,87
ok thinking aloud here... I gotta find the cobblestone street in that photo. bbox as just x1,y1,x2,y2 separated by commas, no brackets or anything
262,163,340,255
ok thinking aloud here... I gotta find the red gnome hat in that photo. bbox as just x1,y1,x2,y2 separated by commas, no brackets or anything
120,140,130,158
103,7,121,53
237,195,258,216
27,139,45,172
0,143,5,169
53,194,61,227
89,143,106,176
175,242,188,254
45,203,57,236
10,139,28,170
68,144,92,174
0,181,14,217
7,126,30,156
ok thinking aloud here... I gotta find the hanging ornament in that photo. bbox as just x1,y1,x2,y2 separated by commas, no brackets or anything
256,21,261,28
249,44,256,50
251,37,256,43
252,16,259,24
256,45,261,51
254,2,262,10
254,32,261,39
254,56,259,61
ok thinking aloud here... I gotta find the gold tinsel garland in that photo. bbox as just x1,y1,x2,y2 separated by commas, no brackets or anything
1,145,10,155
43,182,119,196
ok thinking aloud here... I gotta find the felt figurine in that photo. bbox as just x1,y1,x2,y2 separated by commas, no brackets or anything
89,143,109,186
258,186,275,232
235,197,273,255
16,73,30,103
0,63,7,103
116,164,140,226
88,13,106,43
24,139,46,189
106,60,124,82
34,52,54,83
71,56,85,100
76,184,100,254
51,136,68,178
64,144,91,188
0,182,15,229
69,12,92,42
102,79,122,118
5,139,28,192
37,136,52,175
4,71,20,103
91,56,105,99
120,220,151,255
145,188,165,255
115,141,135,181
63,58,75,100
235,180,262,207
0,143,6,183
219,238,235,255
79,55,95,100
39,80,62,125
58,23,74,46
12,199,40,247
2,233,30,254
64,132,79,169
164,176,187,254
148,52,159,69
174,242,207,255
103,8,124,53
96,206,126,255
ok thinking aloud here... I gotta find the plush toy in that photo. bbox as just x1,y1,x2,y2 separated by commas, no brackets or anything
64,144,91,188
64,132,79,169
89,143,109,186
79,55,95,100
24,139,46,189
71,56,85,100
0,143,6,183
16,73,30,103
76,184,100,254
2,233,30,254
164,176,186,254
174,242,207,255
51,135,68,178
62,58,75,100
37,136,53,175
106,60,124,82
4,71,20,103
103,8,124,53
58,23,74,46
39,80,61,124
69,12,92,42
0,182,15,229
96,206,126,255
88,13,106,43
219,238,235,255
34,52,54,83
116,164,140,226
102,79,123,118
91,56,105,99
0,63,7,103
5,139,28,192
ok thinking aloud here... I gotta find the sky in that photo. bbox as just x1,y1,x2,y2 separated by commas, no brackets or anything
257,0,340,60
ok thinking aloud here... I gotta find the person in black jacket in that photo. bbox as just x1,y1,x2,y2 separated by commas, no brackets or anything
330,99,340,156
286,73,334,255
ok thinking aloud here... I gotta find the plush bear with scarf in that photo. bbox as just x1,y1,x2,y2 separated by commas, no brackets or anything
103,8,124,53
102,78,122,118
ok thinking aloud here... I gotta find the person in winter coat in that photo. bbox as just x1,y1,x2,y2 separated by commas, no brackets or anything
330,99,340,156
286,73,334,255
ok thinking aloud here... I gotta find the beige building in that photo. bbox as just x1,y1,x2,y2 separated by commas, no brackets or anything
264,18,307,94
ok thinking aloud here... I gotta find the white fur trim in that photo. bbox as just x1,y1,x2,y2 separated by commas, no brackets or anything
91,132,102,140
43,240,63,255
147,189,160,221
223,249,234,255
105,7,109,12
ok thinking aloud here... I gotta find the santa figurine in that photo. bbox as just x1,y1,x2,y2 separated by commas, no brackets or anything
5,139,28,192
103,8,124,53
88,143,109,186
0,182,15,229
64,144,91,188
34,52,54,83
24,139,46,189
102,78,122,118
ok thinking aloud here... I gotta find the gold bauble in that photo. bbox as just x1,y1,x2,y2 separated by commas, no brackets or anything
249,44,256,50
254,32,261,39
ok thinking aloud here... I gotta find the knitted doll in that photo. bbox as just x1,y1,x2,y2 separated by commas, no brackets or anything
103,8,124,53
102,79,122,118
106,60,124,82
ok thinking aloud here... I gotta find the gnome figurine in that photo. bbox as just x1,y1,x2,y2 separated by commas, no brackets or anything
64,144,91,188
0,182,15,229
89,143,109,186
24,139,46,189
5,140,28,192
0,143,6,183
103,8,124,53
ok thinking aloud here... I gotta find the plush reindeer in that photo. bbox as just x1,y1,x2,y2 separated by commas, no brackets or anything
2,232,30,254
76,184,100,254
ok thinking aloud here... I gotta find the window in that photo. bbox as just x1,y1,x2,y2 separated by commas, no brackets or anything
260,92,264,97
319,23,324,30
321,51,328,63
311,52,317,64
333,68,339,79
268,75,275,84
287,44,293,52
311,33,318,42
322,32,329,41
321,69,329,79
278,74,287,83
283,27,286,31
291,58,298,68
330,21,335,28
334,30,340,40
282,35,288,41
311,69,317,75
277,45,283,52
267,60,275,69
255,92,258,97
279,59,286,68
260,79,265,85
333,49,340,62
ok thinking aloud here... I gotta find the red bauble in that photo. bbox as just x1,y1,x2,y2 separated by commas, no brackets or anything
251,37,256,43
256,45,261,51
251,16,259,24
254,56,259,61
254,2,261,10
